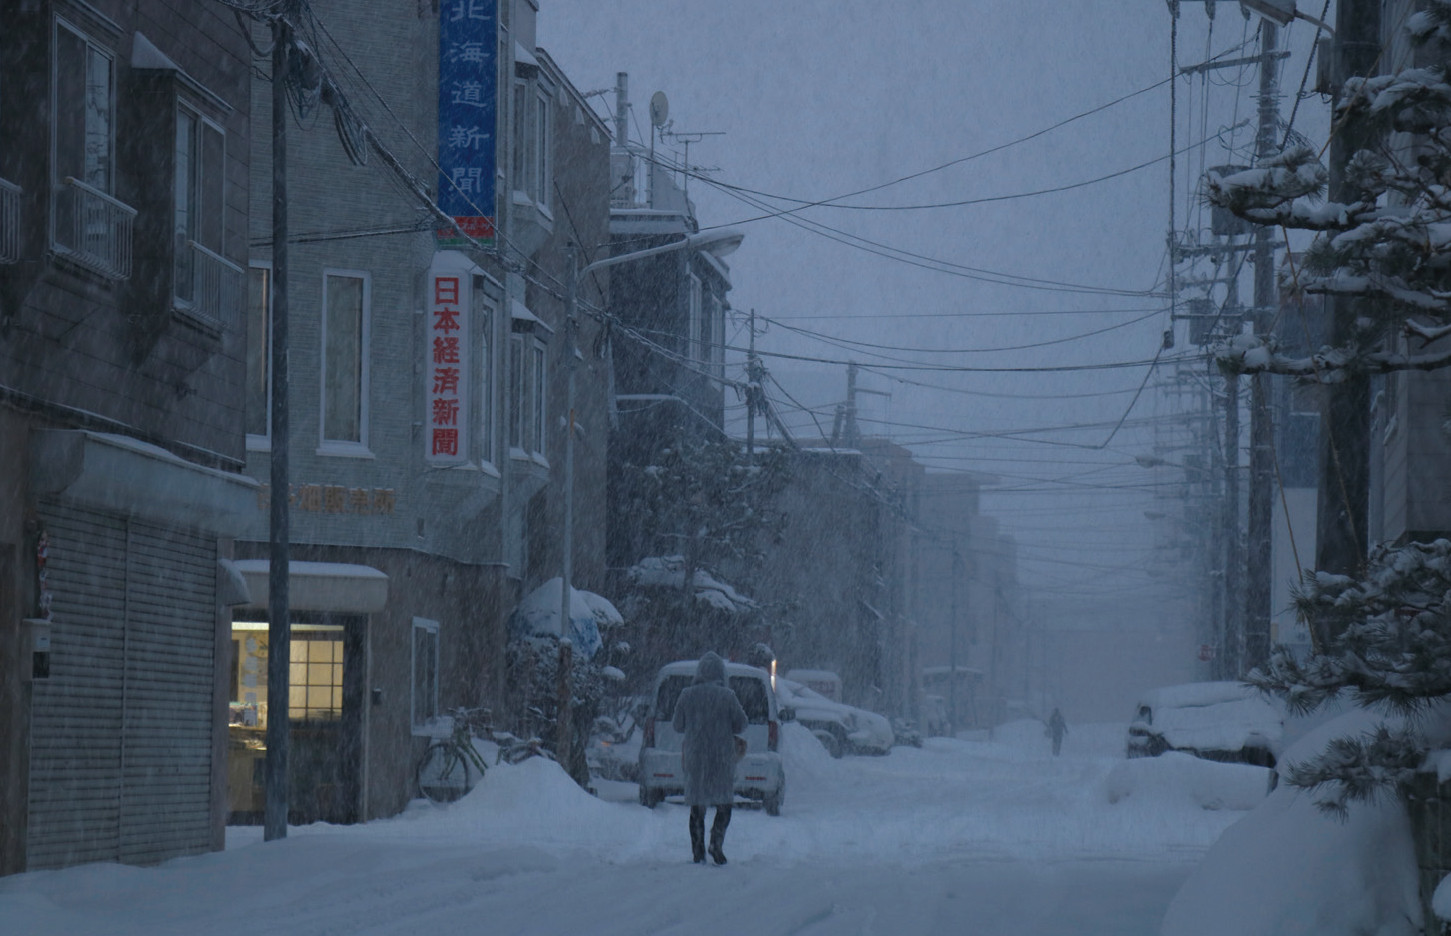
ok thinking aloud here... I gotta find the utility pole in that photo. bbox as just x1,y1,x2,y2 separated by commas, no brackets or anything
1314,0,1380,645
745,309,762,460
1222,362,1242,678
264,5,293,843
558,245,578,766
1245,20,1279,672
949,547,961,735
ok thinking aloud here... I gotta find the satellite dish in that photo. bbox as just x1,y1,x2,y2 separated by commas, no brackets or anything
649,91,669,128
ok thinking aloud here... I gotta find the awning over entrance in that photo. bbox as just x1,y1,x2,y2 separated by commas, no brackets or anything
230,560,388,613
29,429,258,533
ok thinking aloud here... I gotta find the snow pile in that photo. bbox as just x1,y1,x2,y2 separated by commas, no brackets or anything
507,577,622,659
1160,709,1423,936
1133,682,1285,755
1104,752,1270,811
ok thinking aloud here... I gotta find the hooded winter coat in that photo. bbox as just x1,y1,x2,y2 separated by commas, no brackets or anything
671,652,748,807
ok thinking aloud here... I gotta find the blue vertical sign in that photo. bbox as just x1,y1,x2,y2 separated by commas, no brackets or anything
438,0,497,244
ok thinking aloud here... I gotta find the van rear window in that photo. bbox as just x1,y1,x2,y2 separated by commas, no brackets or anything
730,676,769,723
654,673,771,724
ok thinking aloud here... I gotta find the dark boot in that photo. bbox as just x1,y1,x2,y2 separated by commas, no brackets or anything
689,806,706,863
708,806,732,865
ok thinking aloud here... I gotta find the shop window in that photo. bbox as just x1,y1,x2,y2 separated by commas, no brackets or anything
289,635,343,723
229,622,344,728
412,618,440,732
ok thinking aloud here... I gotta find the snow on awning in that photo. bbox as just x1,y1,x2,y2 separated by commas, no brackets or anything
231,560,388,614
509,577,622,660
510,298,553,334
514,40,539,69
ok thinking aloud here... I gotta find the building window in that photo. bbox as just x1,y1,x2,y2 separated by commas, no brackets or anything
52,18,134,279
534,86,551,213
174,106,228,319
54,19,112,195
511,77,552,208
289,632,344,723
473,275,494,466
531,339,546,454
687,272,703,361
706,294,725,376
321,271,370,451
412,618,440,732
229,622,344,728
507,333,547,456
246,263,272,444
508,333,523,451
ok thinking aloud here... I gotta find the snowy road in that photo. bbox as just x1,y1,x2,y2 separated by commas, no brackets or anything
0,722,1257,935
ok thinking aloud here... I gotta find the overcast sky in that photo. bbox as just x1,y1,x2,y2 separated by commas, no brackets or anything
540,1,1331,631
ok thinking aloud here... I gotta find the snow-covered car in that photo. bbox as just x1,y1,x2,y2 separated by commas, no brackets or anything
775,677,894,757
637,660,786,815
1126,681,1285,768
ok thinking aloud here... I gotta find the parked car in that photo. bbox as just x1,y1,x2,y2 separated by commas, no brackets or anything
784,668,842,701
1126,681,1285,768
637,660,786,815
775,677,895,757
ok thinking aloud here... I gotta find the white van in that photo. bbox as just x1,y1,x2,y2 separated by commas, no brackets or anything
637,659,786,816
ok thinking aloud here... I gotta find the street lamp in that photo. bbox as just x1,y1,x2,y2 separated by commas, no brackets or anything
554,228,743,757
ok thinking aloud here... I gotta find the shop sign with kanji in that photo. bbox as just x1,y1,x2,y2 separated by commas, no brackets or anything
436,0,497,246
427,260,470,465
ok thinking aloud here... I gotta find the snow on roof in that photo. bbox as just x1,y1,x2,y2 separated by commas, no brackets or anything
627,556,757,614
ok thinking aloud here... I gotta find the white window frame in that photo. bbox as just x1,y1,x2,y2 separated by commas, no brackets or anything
508,332,524,453
533,83,552,216
473,275,496,469
318,269,373,456
410,617,441,734
530,337,547,455
246,260,273,450
511,74,553,212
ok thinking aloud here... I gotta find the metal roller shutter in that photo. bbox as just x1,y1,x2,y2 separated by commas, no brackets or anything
118,520,216,865
27,504,127,870
27,504,218,870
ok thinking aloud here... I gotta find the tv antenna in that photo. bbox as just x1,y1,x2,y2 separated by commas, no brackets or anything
660,127,726,199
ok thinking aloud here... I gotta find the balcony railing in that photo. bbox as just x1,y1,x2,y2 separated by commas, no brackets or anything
0,177,19,264
176,240,243,332
53,176,136,280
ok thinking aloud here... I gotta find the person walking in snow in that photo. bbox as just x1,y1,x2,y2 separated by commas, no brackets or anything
672,651,747,864
1046,707,1068,756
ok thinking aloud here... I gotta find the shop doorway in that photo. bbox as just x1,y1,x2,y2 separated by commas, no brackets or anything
227,613,366,825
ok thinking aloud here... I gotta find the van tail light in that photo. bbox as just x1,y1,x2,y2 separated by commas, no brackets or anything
644,716,656,748
768,719,779,752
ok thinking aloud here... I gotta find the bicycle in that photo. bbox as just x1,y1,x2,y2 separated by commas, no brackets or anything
415,707,492,804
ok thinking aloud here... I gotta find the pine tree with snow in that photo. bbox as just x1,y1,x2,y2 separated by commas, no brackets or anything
1212,5,1451,816
1248,540,1451,814
1206,3,1451,381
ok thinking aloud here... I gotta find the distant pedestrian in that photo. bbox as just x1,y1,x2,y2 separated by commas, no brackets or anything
672,651,747,864
1046,707,1068,756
